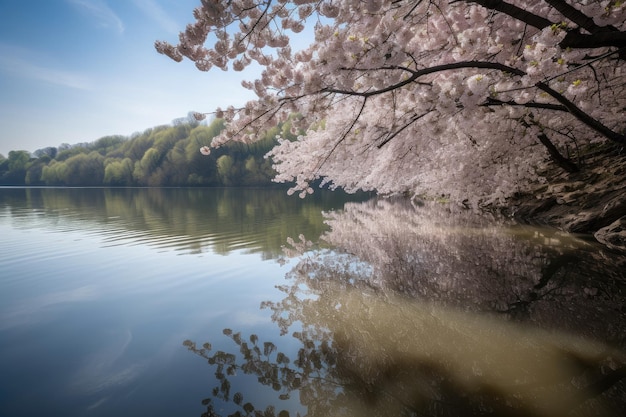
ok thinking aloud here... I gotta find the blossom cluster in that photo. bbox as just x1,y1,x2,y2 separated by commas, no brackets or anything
157,0,626,205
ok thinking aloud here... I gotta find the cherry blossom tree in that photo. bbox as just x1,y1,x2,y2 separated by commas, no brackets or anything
156,0,626,205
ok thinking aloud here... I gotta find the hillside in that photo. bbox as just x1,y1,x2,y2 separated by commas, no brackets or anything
0,118,299,188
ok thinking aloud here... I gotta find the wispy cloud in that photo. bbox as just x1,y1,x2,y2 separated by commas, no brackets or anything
131,0,180,35
0,44,93,90
67,0,125,33
0,285,98,330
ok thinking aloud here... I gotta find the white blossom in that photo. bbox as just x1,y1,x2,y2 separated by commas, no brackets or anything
157,0,626,206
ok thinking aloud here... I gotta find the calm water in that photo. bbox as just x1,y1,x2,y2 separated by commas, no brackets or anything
1,188,625,417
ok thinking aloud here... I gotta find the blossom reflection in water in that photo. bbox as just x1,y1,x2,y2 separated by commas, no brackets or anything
188,199,626,417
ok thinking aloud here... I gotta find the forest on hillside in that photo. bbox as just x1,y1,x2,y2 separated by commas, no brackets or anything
0,117,298,187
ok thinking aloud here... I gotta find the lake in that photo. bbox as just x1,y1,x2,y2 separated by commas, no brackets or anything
1,187,625,417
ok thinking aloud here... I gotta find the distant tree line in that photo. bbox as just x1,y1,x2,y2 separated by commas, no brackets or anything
0,117,299,187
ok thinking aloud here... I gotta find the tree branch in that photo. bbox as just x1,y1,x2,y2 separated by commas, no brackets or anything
544,47,625,82
314,98,368,173
543,0,616,34
323,60,626,145
377,111,433,148
537,133,579,172
466,0,626,53
561,32,626,49
465,0,552,29
534,80,626,145
482,97,567,112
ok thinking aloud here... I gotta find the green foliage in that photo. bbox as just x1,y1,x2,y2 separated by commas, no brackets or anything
0,151,31,185
33,147,57,159
104,158,134,185
91,135,127,155
55,146,87,162
66,152,105,185
41,160,69,185
217,155,236,185
7,150,30,172
134,148,161,184
2,117,284,187
25,158,48,185
118,128,159,160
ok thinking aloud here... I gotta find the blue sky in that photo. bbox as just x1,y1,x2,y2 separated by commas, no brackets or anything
0,0,259,156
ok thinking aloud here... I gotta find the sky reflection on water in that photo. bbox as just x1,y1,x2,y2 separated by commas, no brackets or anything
1,187,347,417
0,225,286,416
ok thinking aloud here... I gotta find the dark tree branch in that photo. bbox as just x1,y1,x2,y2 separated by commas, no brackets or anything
377,110,433,148
466,0,626,54
465,0,552,29
534,79,626,145
238,0,274,44
323,60,626,145
482,97,568,112
542,0,616,34
537,133,579,172
544,47,624,83
561,31,626,49
315,97,368,172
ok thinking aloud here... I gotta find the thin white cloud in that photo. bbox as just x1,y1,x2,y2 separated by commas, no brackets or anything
0,286,99,330
131,0,180,35
67,0,125,33
66,329,147,395
0,45,93,90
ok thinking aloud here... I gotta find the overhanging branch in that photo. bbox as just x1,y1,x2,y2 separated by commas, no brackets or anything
466,0,626,52
561,32,626,49
321,60,626,145
542,0,616,34
464,0,551,29
482,97,567,112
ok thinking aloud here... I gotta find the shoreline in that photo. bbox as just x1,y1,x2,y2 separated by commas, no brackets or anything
504,145,626,251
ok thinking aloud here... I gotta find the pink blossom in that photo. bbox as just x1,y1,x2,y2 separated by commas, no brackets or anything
156,0,626,205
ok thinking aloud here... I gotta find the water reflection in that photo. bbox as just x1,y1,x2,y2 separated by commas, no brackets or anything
0,187,367,258
1,187,376,417
188,198,626,417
